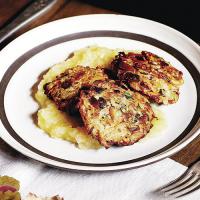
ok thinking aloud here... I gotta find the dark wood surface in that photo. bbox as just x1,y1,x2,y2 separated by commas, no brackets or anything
0,0,199,167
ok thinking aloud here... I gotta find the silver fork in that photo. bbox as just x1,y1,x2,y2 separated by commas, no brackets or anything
157,159,200,199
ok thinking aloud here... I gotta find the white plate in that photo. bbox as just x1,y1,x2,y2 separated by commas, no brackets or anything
0,14,200,171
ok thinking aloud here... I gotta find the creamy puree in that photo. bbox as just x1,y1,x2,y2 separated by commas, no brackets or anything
35,46,165,149
35,46,119,149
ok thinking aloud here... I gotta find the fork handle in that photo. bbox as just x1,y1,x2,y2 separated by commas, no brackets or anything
0,0,67,48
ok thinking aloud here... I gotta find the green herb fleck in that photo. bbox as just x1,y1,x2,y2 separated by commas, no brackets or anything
140,71,148,75
124,92,132,99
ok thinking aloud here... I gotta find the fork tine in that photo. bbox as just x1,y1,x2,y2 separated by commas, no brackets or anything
165,174,198,195
158,170,192,192
173,178,200,198
163,173,196,193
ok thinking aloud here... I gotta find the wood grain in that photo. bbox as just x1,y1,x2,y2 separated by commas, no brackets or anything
51,0,117,20
171,136,200,166
0,0,31,28
0,0,199,167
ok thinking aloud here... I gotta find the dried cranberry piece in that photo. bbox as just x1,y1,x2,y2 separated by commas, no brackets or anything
74,71,85,80
114,89,120,93
135,55,145,61
128,126,139,132
89,96,106,109
123,72,140,82
133,62,142,69
98,97,107,109
139,114,149,122
89,96,99,108
93,87,104,93
140,81,149,89
160,61,168,66
61,81,71,89
118,52,126,58
179,71,183,75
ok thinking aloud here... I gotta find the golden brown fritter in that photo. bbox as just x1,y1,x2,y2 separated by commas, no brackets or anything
78,81,155,148
43,66,108,113
111,51,184,104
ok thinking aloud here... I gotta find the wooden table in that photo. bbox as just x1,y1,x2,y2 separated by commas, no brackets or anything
0,0,199,167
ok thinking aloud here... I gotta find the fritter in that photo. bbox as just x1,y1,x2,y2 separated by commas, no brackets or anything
44,66,108,113
111,51,184,104
78,80,155,148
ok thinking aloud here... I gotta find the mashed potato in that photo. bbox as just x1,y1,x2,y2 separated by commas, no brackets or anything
35,46,119,149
